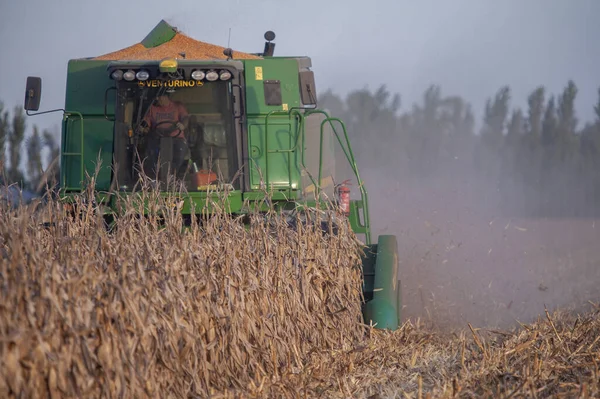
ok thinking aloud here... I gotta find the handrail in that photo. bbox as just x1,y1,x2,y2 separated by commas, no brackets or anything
104,87,116,121
305,109,371,244
260,108,370,243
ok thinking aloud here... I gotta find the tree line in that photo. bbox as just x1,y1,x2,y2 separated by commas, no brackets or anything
320,81,600,218
1,80,599,217
0,102,60,193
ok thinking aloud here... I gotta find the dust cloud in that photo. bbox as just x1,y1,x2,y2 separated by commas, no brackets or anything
366,167,599,331
323,84,600,331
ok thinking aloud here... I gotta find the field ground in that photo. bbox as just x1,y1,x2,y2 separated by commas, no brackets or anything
366,172,600,330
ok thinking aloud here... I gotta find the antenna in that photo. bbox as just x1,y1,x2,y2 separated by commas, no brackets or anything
223,28,234,61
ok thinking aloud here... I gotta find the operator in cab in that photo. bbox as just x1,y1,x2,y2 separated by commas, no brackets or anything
138,89,190,178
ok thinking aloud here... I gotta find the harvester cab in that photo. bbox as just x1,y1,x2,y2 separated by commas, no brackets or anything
22,20,402,331
108,62,238,191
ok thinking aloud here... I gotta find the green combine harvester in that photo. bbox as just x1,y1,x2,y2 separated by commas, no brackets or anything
23,20,402,330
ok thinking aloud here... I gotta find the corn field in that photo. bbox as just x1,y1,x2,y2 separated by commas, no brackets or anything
1,183,600,398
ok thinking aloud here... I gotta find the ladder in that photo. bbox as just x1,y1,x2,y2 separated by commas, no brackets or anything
61,112,85,191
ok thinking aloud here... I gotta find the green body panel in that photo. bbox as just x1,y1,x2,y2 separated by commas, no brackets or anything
108,191,244,215
348,200,368,235
247,117,301,191
362,235,402,329
241,58,303,193
242,190,300,202
65,60,115,116
63,117,114,190
243,58,301,115
62,59,115,191
141,20,177,48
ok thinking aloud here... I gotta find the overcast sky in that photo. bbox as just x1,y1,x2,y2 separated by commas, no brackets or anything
1,0,599,135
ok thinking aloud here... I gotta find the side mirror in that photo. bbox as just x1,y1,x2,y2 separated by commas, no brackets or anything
24,77,42,111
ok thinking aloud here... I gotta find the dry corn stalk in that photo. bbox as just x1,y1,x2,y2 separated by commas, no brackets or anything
0,181,366,398
2,178,600,398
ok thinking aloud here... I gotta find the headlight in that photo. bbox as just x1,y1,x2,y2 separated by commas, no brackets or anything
191,70,205,80
219,70,232,80
205,71,219,81
123,70,136,81
111,70,123,80
136,70,149,81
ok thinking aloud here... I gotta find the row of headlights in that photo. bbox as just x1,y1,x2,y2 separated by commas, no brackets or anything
110,69,233,82
191,69,232,81
111,69,149,81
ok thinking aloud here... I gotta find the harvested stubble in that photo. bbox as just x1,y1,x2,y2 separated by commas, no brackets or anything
0,184,366,398
269,306,600,398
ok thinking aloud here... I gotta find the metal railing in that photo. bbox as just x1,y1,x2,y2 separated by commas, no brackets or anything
261,108,371,243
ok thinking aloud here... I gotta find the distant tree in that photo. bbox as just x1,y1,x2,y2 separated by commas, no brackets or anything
526,87,545,139
481,86,510,147
505,108,525,166
595,87,600,124
43,129,60,167
438,95,475,170
403,85,444,176
26,125,43,190
317,81,600,217
520,87,546,187
8,106,26,185
319,89,346,120
0,102,8,178
580,122,599,157
342,85,400,163
498,108,525,210
477,86,511,178
537,81,581,216
556,80,579,162
345,85,399,129
41,128,61,191
541,95,557,148
579,88,600,215
505,109,524,148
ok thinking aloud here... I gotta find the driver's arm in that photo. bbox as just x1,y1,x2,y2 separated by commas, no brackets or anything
176,103,190,131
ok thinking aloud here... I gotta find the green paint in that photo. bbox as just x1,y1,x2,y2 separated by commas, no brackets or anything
141,20,178,48
242,191,299,202
108,190,244,215
65,60,115,116
243,59,301,115
63,117,114,190
248,117,301,191
347,200,369,235
362,235,401,330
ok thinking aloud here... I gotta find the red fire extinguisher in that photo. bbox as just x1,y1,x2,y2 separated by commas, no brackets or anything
337,179,351,216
